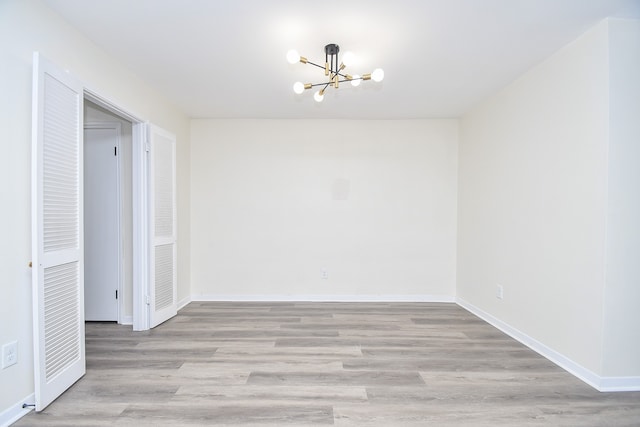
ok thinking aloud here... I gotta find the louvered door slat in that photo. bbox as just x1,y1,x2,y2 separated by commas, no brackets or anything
155,244,174,311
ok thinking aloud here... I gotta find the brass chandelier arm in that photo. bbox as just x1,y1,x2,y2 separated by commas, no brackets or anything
304,60,350,80
306,77,364,88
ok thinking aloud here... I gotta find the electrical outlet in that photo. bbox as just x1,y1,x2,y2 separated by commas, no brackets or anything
2,341,17,369
496,285,504,300
321,268,329,280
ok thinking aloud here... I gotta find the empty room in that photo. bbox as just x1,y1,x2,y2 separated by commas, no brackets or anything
1,0,640,425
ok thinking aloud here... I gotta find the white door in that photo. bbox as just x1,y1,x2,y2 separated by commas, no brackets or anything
31,53,85,411
148,124,177,328
84,123,120,321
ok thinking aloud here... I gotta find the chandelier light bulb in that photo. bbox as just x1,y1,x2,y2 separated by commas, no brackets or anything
342,51,355,67
351,75,361,87
371,68,384,82
286,49,300,64
293,82,305,94
371,68,385,82
313,90,324,103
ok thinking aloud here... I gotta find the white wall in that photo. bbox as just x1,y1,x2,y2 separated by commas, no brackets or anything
191,119,458,300
458,18,640,384
457,21,610,375
602,19,640,378
0,0,190,418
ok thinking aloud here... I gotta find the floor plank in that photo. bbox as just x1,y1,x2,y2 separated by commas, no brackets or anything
14,302,640,426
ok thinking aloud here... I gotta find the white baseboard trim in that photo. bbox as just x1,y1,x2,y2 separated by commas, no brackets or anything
177,295,192,310
598,376,640,392
455,297,640,392
191,294,456,303
0,393,34,427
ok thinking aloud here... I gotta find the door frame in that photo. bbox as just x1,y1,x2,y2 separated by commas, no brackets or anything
83,90,150,331
84,121,123,323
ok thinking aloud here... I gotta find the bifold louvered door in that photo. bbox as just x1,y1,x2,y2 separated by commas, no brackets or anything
31,53,85,411
148,124,177,328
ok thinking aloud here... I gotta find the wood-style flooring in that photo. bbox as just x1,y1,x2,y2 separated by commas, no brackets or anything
14,302,640,426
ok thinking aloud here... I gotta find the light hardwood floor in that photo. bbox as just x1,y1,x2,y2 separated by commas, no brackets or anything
15,302,640,426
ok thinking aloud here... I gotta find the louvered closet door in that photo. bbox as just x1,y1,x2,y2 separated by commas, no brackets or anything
148,124,177,328
31,53,85,411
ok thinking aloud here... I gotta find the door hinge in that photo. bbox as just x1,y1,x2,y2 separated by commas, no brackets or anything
115,290,118,299
145,295,150,305
145,142,150,152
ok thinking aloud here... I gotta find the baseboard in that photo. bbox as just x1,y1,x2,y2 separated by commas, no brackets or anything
0,393,34,427
598,376,640,392
177,295,192,310
455,297,640,392
191,294,456,303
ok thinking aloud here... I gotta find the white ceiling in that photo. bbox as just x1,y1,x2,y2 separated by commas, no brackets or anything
44,0,640,119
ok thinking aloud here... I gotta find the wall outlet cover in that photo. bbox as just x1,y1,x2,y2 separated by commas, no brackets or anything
2,341,18,369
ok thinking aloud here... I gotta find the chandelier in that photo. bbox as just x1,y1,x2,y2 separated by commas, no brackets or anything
287,43,384,102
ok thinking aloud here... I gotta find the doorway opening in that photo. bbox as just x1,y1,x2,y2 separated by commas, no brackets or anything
83,90,150,332
83,101,133,324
